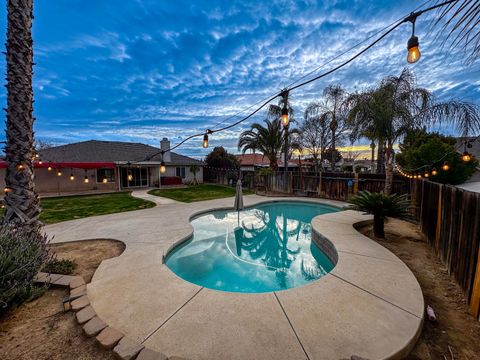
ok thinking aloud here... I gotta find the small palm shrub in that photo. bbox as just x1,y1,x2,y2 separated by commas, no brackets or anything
0,225,52,313
43,258,76,275
349,191,411,238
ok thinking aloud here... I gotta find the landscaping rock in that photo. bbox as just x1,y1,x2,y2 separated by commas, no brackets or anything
69,276,86,289
70,284,87,297
96,326,124,349
51,275,77,287
113,337,145,360
34,272,64,284
71,295,90,311
76,305,96,324
136,348,168,360
83,316,107,337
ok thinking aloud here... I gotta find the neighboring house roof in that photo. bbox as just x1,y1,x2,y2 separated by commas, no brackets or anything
235,154,271,167
39,140,204,166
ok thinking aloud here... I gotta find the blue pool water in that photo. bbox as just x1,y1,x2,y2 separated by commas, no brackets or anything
165,201,339,293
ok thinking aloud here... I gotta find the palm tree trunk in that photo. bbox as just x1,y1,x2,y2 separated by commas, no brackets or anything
3,0,41,232
370,141,375,173
376,141,385,174
384,145,394,195
373,214,385,238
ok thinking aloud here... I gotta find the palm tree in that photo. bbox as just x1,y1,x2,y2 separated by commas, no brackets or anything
3,0,41,232
238,119,300,170
432,0,480,63
318,85,349,170
346,69,480,194
349,191,411,238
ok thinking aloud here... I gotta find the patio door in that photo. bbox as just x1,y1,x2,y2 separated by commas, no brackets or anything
121,167,149,188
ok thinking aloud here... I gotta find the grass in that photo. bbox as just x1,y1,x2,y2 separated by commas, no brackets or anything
38,192,155,224
148,184,254,203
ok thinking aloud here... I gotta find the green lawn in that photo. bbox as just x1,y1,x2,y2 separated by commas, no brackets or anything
38,192,155,224
148,184,254,203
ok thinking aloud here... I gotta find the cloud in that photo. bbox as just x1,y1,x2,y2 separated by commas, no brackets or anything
0,0,478,157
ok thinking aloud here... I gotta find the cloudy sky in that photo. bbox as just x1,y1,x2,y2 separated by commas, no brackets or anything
0,0,479,158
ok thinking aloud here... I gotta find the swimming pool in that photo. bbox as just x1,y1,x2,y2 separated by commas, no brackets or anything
165,201,339,293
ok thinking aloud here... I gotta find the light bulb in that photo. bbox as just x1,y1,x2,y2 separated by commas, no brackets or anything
57,170,62,176
16,164,25,171
102,177,108,183
442,162,449,171
424,172,429,178
462,151,471,162
431,168,438,176
84,176,89,183
48,166,52,171
203,134,209,148
69,174,75,181
160,161,166,173
281,111,289,127
128,174,133,181
407,36,421,64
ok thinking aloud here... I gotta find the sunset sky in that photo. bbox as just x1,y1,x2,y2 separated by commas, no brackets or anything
1,0,478,158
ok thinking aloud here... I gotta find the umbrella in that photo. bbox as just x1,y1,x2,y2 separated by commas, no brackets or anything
234,180,244,211
234,179,244,225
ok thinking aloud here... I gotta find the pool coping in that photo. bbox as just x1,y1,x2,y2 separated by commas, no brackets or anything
45,194,424,360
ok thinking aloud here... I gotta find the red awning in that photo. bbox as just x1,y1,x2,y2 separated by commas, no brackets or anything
0,161,116,169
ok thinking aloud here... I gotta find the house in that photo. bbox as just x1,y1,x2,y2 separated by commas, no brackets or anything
455,136,480,190
235,153,312,177
0,138,204,194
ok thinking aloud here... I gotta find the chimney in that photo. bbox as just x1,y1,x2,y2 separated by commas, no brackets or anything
160,138,171,162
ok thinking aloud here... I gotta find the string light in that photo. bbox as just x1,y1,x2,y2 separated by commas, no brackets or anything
102,177,108,183
424,170,429,178
4,187,12,193
84,175,89,183
160,161,166,173
281,90,289,127
57,169,62,177
431,168,438,176
462,151,471,162
47,165,52,171
38,159,43,165
406,12,421,64
127,170,133,181
69,173,75,181
442,162,450,171
16,164,25,171
202,133,209,148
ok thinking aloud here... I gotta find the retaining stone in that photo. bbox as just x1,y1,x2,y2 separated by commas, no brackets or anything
71,295,90,311
76,305,96,324
136,348,168,360
69,276,86,289
70,284,87,296
96,327,124,349
113,337,145,360
83,316,107,337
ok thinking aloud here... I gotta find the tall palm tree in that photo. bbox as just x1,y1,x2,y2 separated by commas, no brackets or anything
347,69,480,194
318,85,349,170
3,0,41,232
433,0,480,63
238,119,300,170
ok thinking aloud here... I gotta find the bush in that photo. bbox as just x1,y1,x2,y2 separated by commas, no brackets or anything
0,226,52,313
43,258,76,275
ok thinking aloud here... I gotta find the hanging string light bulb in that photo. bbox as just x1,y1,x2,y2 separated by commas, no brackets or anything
280,90,289,127
431,168,438,176
84,170,89,184
38,159,43,165
47,165,52,171
102,177,108,183
462,151,471,162
160,161,166,173
57,169,62,177
127,170,133,182
442,161,449,171
69,173,75,181
406,13,421,63
16,164,25,171
4,187,12,193
424,170,429,178
202,132,209,148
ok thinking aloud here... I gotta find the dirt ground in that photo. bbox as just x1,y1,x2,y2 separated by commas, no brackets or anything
359,219,480,360
0,239,125,360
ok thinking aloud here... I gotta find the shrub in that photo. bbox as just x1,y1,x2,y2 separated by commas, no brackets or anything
0,225,52,313
349,191,411,238
43,258,76,275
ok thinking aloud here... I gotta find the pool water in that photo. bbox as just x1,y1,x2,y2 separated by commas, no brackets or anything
165,201,339,293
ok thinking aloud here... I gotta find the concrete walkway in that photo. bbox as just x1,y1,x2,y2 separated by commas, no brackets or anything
130,188,179,205
45,195,423,360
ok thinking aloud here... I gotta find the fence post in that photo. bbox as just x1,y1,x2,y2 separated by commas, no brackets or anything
289,172,293,194
353,173,359,195
318,172,323,197
435,184,443,250
470,248,480,319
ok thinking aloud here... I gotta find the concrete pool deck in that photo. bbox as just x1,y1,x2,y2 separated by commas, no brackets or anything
45,193,424,360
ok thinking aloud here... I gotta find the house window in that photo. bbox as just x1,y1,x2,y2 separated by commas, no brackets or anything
96,168,115,183
176,167,186,179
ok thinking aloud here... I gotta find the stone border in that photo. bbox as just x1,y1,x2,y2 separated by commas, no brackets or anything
34,272,181,360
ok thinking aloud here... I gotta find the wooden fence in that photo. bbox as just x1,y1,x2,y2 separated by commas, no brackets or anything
255,171,409,201
411,180,480,320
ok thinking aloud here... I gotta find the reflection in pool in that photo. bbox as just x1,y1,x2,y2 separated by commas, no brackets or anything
165,201,339,293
